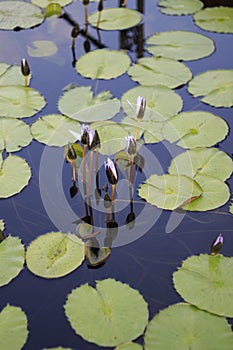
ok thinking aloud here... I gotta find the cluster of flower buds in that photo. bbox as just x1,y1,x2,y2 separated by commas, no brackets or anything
80,124,101,150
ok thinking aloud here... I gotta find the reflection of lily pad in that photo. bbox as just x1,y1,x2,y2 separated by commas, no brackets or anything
162,111,228,148
0,236,25,287
173,254,233,317
0,63,30,86
115,342,143,350
144,303,233,350
58,86,120,122
158,0,203,15
26,231,85,278
27,40,58,57
138,174,202,210
89,8,141,30
147,31,215,61
64,279,148,347
32,0,73,7
194,7,233,33
128,57,192,88
188,70,233,107
0,118,32,152
76,49,131,80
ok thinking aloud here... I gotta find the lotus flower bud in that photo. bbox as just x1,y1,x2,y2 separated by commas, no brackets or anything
21,58,30,77
105,158,118,185
210,233,223,255
67,143,77,160
136,96,146,120
81,124,89,145
126,135,136,156
71,24,79,38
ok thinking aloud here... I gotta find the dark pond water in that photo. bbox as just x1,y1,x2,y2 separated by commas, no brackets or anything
0,0,233,349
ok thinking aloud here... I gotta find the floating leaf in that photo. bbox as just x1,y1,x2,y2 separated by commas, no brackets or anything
0,63,30,86
162,111,228,148
230,203,233,215
158,0,203,15
31,114,80,146
188,70,233,107
76,49,131,80
115,342,143,350
0,118,32,152
169,148,233,181
89,8,141,30
45,3,62,17
32,0,73,7
0,1,44,30
138,174,202,210
26,231,85,278
64,279,149,347
43,348,72,350
146,31,215,61
0,154,31,198
58,86,120,122
128,57,192,88
27,40,58,57
0,305,28,350
194,7,233,33
0,235,24,287
144,302,233,350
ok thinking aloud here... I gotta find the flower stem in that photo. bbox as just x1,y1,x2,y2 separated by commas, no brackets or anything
87,150,93,198
111,184,115,202
134,119,141,140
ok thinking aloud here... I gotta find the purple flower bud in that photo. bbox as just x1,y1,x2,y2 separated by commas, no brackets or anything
87,129,95,149
81,124,89,145
210,233,223,255
105,158,118,185
126,135,136,156
136,96,146,119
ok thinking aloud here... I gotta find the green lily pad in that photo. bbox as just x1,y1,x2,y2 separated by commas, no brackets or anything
31,114,80,146
0,63,31,86
144,302,233,350
0,154,31,198
146,31,215,61
0,219,4,231
194,7,233,33
27,40,58,57
0,118,32,152
64,279,149,347
76,49,131,80
45,3,62,17
169,148,233,181
122,117,164,143
0,85,46,118
115,342,143,350
230,202,233,215
173,254,233,317
58,86,120,122
88,8,141,30
138,174,203,210
188,70,233,107
162,111,229,148
128,57,192,88
0,1,44,30
0,235,25,287
158,0,203,15
26,231,85,278
0,305,28,350
43,348,72,350
32,0,73,7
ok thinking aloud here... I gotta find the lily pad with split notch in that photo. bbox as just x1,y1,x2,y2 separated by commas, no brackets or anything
0,118,32,152
194,7,233,33
158,0,203,15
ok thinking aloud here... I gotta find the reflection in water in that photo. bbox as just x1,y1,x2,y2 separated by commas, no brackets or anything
202,0,233,6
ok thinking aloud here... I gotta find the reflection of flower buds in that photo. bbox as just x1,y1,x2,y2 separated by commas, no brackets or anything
81,124,89,145
105,158,118,185
210,233,223,255
84,39,90,53
71,24,79,38
126,135,136,156
67,143,77,160
21,58,30,76
136,96,146,120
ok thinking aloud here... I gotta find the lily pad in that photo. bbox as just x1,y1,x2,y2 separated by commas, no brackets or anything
0,154,31,198
0,305,28,350
76,49,131,80
32,0,73,7
27,40,58,57
58,86,120,122
0,219,4,231
31,114,80,146
144,302,233,350
115,343,143,350
188,70,233,107
146,31,215,61
0,63,30,86
194,7,233,33
162,111,229,148
138,174,203,210
122,117,164,143
0,118,32,152
85,240,111,266
230,203,233,215
64,279,149,347
26,231,85,278
173,254,233,317
0,1,44,30
158,0,203,15
128,57,192,88
89,8,141,30
0,235,25,287
43,348,72,350
45,3,62,17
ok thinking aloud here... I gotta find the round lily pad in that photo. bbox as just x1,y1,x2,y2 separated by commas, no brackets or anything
0,154,31,198
138,174,203,210
115,342,143,350
128,57,192,88
144,302,233,350
0,304,28,350
162,111,229,148
64,279,149,347
146,31,215,61
76,49,131,80
31,114,80,146
158,0,203,15
0,63,31,86
89,8,141,30
0,235,25,287
0,1,44,30
194,7,233,33
188,70,233,107
173,254,233,317
58,86,120,122
27,40,58,57
0,118,32,152
26,231,85,278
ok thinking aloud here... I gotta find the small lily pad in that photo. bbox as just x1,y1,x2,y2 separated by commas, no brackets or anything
0,118,32,152
45,3,62,17
0,63,31,86
194,7,233,33
158,0,203,15
32,0,73,7
76,49,131,80
27,40,58,57
26,231,85,278
64,279,149,347
128,57,192,88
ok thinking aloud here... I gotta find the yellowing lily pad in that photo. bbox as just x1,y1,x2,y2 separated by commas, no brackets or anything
158,0,203,15
0,118,32,152
26,231,85,278
27,40,58,57
194,7,233,33
76,49,131,80
64,279,149,347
